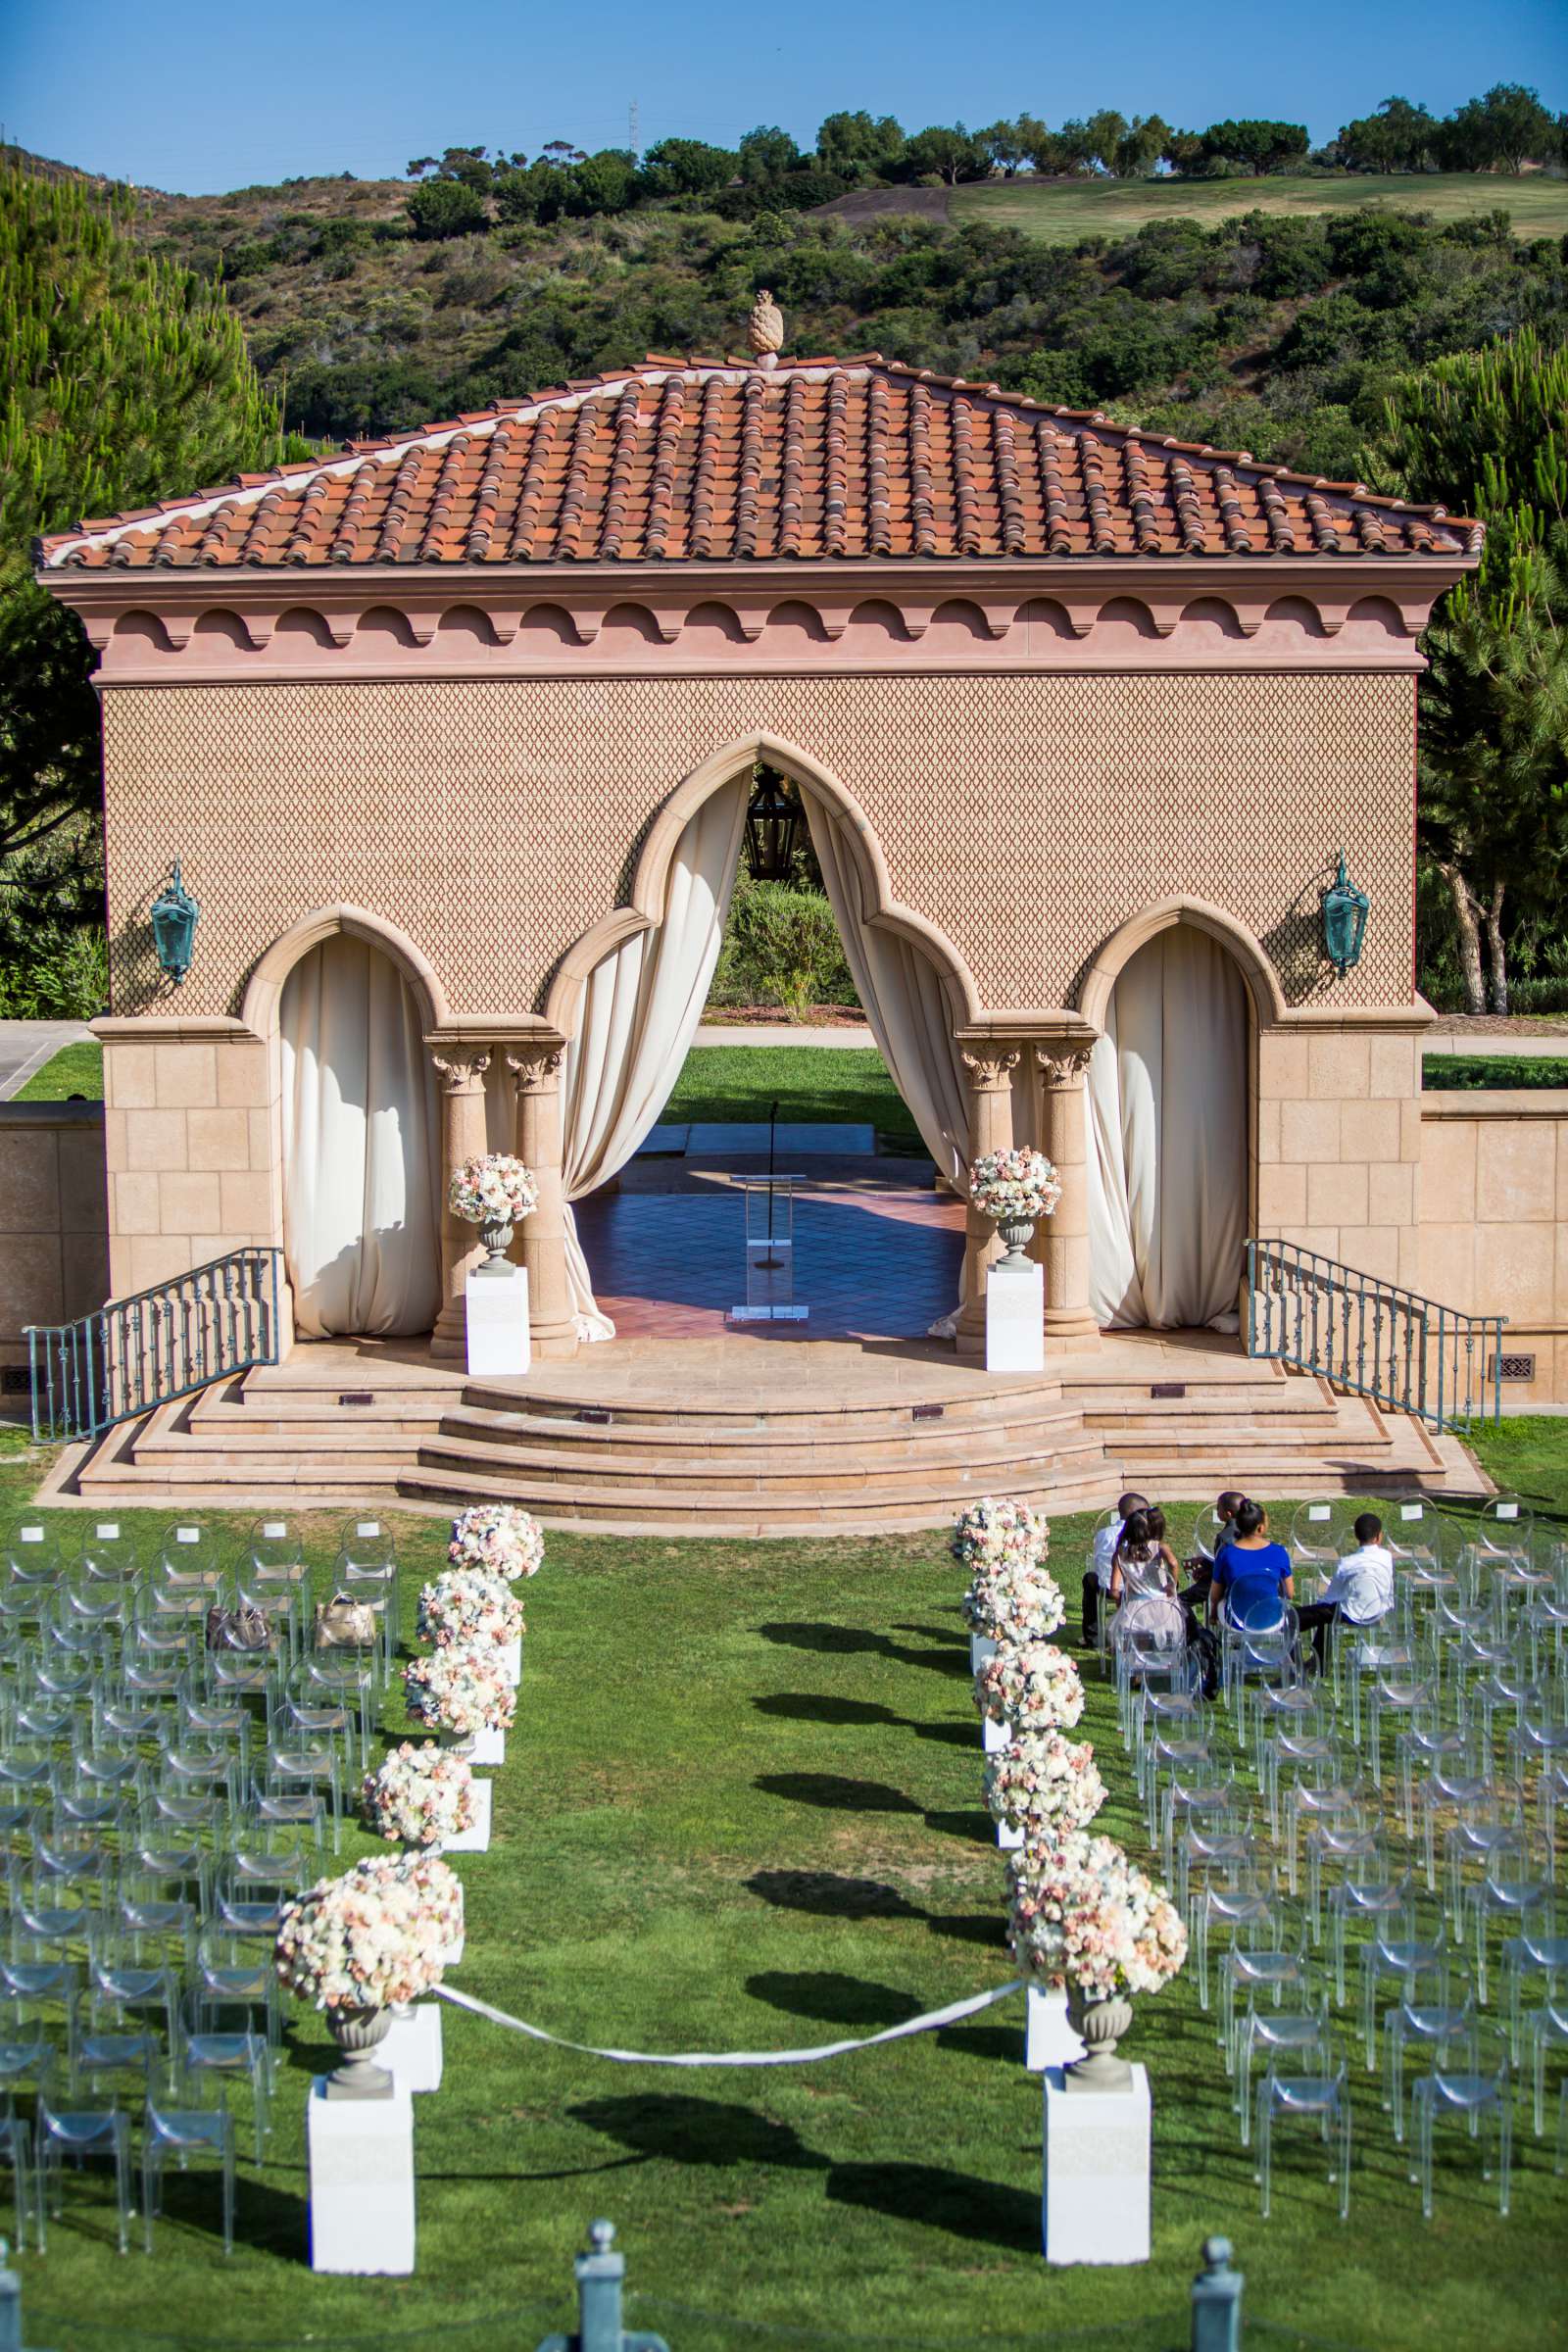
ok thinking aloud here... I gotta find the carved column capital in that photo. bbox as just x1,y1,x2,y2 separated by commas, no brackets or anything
430,1047,490,1094
960,1046,1019,1092
1035,1044,1096,1088
505,1044,565,1095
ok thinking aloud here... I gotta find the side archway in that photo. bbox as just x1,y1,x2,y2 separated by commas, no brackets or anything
1076,895,1285,1033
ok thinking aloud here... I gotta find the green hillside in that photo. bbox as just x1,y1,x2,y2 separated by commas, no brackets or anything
954,169,1568,243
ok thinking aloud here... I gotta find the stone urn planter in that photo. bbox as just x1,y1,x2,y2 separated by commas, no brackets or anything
323,2003,395,2100
478,1215,514,1269
1063,1987,1135,2093
994,1215,1036,1273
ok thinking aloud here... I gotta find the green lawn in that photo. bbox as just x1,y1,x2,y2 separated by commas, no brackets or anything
1422,1055,1568,1091
11,1041,104,1102
665,1044,922,1151
1,1419,1564,2352
953,172,1568,245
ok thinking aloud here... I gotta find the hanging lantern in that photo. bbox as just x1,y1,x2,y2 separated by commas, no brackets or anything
1321,852,1369,977
743,768,800,883
149,860,200,985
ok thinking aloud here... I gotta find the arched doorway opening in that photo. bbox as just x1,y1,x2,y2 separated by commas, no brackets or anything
545,739,977,1343
1085,923,1250,1332
273,932,443,1338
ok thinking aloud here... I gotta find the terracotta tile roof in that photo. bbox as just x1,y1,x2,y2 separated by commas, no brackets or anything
37,356,1482,571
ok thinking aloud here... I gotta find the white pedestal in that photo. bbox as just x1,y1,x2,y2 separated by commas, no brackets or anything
443,1778,492,1853
384,2003,443,2094
982,1714,1009,1754
469,1724,506,1767
998,1819,1023,1851
1026,1984,1085,2072
1041,2063,1151,2265
498,1635,522,1687
307,2077,416,2274
466,1263,530,1378
443,1933,464,1969
970,1634,998,1674
986,1259,1044,1374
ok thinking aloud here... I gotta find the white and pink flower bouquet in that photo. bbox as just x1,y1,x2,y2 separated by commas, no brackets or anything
274,1861,450,2011
1006,1832,1188,1998
449,1503,544,1584
962,1558,1065,1644
448,1153,538,1228
968,1148,1062,1224
405,1640,516,1740
351,1849,465,1967
975,1640,1084,1735
951,1496,1049,1575
361,1740,477,1847
984,1731,1106,1839
417,1566,522,1650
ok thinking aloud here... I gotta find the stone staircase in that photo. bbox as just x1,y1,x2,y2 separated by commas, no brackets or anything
62,1330,1485,1532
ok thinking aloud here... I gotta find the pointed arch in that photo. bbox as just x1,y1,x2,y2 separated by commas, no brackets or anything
543,732,982,1036
1076,896,1286,1033
240,903,449,1042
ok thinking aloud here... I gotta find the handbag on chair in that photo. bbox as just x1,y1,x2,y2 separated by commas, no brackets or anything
205,1600,272,1653
314,1592,378,1649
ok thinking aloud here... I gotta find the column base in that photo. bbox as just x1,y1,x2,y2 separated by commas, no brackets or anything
430,1302,466,1361
1044,1316,1102,1356
529,1317,579,1361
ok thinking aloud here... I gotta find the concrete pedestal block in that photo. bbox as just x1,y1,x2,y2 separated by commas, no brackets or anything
987,1260,1045,1373
998,1819,1023,1851
308,2077,416,2273
970,1634,998,1673
1041,2063,1151,2265
466,1263,530,1378
1025,1984,1085,2072
982,1714,1009,1754
470,1724,506,1767
443,1777,492,1853
498,1634,522,1686
384,2003,444,2094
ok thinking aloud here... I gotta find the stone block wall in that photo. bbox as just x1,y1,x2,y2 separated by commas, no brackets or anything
1253,1024,1425,1292
98,1020,280,1299
0,1103,110,1387
1418,1091,1568,1407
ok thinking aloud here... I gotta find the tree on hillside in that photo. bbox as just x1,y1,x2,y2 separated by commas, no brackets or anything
407,176,489,237
1372,329,1568,1012
1338,96,1436,173
1435,83,1554,173
1085,111,1129,174
815,112,906,181
0,161,298,1008
902,123,989,186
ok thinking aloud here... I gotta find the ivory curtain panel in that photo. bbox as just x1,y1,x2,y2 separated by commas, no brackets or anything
560,776,749,1339
1085,928,1248,1331
279,937,443,1338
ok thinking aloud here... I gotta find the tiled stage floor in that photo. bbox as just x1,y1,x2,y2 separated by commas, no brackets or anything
572,1177,965,1341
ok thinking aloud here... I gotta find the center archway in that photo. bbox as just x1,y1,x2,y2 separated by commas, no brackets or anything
544,737,979,1343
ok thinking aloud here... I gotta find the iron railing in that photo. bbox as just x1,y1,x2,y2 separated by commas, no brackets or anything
24,1246,282,1444
1245,1237,1503,1431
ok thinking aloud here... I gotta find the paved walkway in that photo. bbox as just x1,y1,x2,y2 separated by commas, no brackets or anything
1421,1032,1568,1058
692,1023,874,1049
0,1021,95,1102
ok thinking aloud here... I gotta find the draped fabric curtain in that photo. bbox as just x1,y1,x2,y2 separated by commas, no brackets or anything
560,777,749,1340
801,786,971,1326
1086,927,1248,1332
280,936,443,1338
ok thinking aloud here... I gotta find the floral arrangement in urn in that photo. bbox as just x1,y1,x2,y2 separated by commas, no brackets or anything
975,1640,1085,1735
355,1848,466,1964
362,1740,477,1847
274,1862,451,2014
449,1503,545,1583
968,1148,1062,1273
405,1640,516,1740
984,1731,1106,1839
951,1496,1049,1574
962,1559,1065,1644
1005,1833,1187,1999
417,1566,522,1651
448,1154,539,1264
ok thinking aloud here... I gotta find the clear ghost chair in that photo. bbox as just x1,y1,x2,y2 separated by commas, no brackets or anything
159,1736,242,1812
73,1521,141,1587
1439,1783,1522,1919
53,1576,134,1650
1321,1844,1407,1997
262,1737,343,1851
1451,1627,1533,1733
0,1996,59,2108
1468,1834,1552,2005
94,1680,174,1750
1503,1895,1568,2062
174,1673,255,1777
1133,1683,1205,1800
72,1982,163,2103
1281,1747,1372,1897
1409,2020,1512,2221
1385,1501,1446,1582
1523,1589,1568,1683
16,1831,115,1953
37,2089,133,2254
152,1520,224,1594
1160,1776,1243,1896
1251,1681,1328,1798
279,1657,373,1773
1384,1955,1474,2139
1508,1702,1568,1832
1112,1621,1191,1742
1540,1756,1568,1871
1288,1502,1351,1590
1193,1872,1279,2017
122,1833,211,1944
1254,2031,1351,2222
1474,1495,1534,1574
246,1778,327,1851
1526,1995,1568,2136
1222,1607,1300,1744
0,2098,36,2251
1141,1723,1214,1845
1395,1713,1477,1841
213,1837,311,1939
142,2078,235,2256
192,1929,282,2062
1177,1806,1258,1930
1221,1896,1312,2070
333,1515,400,1677
1359,1900,1449,2071
83,1936,180,2086
55,1748,143,1837
176,2004,270,2166
1235,1972,1332,2150
1339,1626,1421,1749
1361,1652,1441,1793
226,1571,301,1668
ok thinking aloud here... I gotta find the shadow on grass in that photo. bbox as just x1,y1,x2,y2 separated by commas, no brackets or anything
752,1693,903,1728
757,1621,971,1678
827,2158,1039,2248
745,1970,922,2027
755,1771,921,1814
745,1868,925,1920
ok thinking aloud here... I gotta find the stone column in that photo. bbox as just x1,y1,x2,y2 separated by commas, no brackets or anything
955,1047,1018,1357
428,1047,490,1361
1036,1044,1101,1353
506,1044,578,1361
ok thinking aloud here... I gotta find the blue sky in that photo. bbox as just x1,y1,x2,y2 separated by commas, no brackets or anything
4,0,1564,194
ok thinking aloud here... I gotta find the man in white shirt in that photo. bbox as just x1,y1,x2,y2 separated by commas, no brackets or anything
1083,1493,1148,1645
1297,1510,1396,1669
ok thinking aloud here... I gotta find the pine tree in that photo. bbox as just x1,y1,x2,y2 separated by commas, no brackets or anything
0,160,294,1005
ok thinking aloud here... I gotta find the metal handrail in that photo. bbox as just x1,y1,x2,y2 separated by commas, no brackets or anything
24,1246,282,1444
1245,1237,1503,1432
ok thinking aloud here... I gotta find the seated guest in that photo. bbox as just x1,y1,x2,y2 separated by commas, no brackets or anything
1209,1500,1295,1629
1084,1492,1148,1646
1180,1488,1245,1618
1110,1507,1186,1651
1294,1511,1396,1671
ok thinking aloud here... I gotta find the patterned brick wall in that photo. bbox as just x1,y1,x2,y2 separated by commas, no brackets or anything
103,670,1414,1018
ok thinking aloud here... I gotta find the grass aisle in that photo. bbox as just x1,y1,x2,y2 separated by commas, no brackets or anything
2,1433,1565,2350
